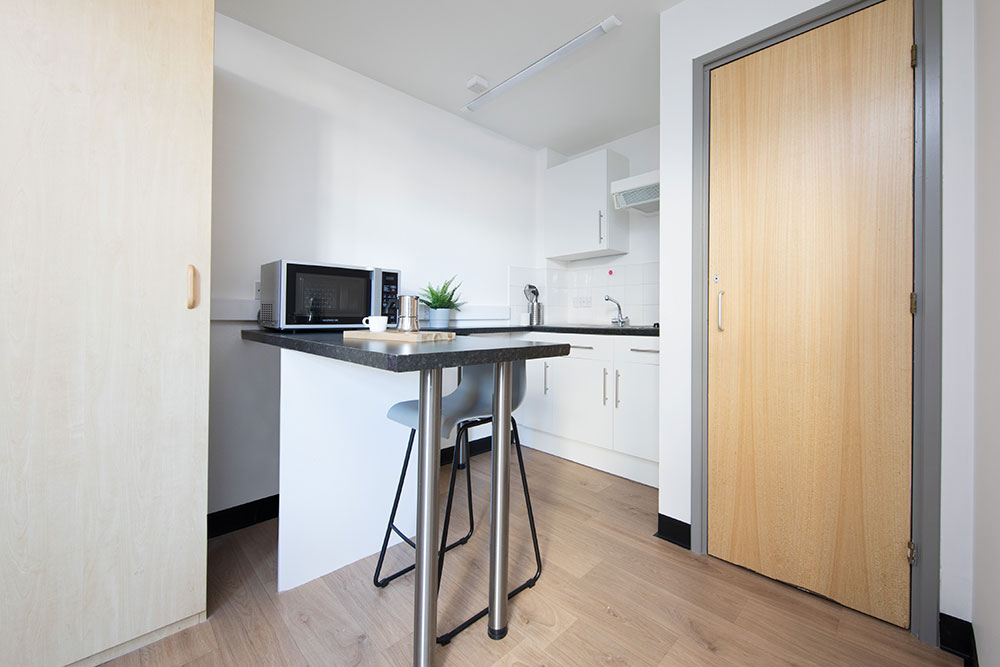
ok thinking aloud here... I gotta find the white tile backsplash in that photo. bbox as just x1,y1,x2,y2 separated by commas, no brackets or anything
642,282,659,305
641,261,659,285
624,264,643,286
509,258,660,326
590,268,609,288
547,268,569,288
626,284,644,306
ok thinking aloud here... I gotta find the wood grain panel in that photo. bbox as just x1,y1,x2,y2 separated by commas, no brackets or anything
0,1,214,664
707,0,914,627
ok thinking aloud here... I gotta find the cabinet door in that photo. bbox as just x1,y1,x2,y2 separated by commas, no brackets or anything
543,150,629,261
1,2,213,665
612,362,660,461
514,357,555,434
549,357,614,449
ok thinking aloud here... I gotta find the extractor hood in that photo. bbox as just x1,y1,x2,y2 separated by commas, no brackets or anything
611,169,659,215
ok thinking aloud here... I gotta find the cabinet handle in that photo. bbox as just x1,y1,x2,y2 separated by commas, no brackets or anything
186,264,198,309
629,347,659,354
717,290,725,331
598,210,604,244
570,345,594,350
602,368,608,405
615,369,621,408
543,362,549,395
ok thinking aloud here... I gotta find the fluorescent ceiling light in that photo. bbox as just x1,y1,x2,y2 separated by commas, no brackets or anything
462,15,622,113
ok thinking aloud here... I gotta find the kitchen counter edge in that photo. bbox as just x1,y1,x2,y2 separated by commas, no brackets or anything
425,324,660,336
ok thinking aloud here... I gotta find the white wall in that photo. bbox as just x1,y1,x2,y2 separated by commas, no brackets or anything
209,14,538,511
940,0,977,625
658,0,979,622
973,0,1000,660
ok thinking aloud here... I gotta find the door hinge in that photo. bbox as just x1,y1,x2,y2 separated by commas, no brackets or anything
907,540,917,565
910,292,918,315
911,44,918,68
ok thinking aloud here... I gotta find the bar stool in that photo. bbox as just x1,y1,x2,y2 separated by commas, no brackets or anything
372,361,542,645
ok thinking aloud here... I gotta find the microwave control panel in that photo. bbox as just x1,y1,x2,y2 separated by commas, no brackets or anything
380,270,399,323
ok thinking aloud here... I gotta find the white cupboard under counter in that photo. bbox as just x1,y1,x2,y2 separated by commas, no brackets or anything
511,331,659,486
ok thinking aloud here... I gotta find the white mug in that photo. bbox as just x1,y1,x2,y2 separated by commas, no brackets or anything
362,315,388,333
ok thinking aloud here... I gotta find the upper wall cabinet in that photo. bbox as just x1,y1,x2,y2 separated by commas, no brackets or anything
544,149,630,261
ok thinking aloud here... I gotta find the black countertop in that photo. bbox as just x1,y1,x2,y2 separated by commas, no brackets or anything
422,324,660,337
241,329,570,372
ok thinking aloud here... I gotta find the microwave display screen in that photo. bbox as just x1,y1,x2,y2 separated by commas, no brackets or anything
286,264,372,325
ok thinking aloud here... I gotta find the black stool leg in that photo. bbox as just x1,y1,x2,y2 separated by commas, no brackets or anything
436,417,542,645
437,425,478,591
512,418,542,586
374,429,417,588
374,424,477,590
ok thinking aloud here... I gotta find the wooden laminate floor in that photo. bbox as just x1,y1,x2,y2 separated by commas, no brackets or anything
106,448,959,666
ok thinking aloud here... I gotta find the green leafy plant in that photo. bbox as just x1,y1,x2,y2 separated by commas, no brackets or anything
419,276,466,311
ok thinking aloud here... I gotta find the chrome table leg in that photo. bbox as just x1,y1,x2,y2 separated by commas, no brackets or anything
414,368,442,666
488,361,512,639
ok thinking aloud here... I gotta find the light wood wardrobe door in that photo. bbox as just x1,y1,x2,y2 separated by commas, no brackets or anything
707,0,914,627
0,1,213,664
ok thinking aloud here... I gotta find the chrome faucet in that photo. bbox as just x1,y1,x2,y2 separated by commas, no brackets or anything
605,295,629,327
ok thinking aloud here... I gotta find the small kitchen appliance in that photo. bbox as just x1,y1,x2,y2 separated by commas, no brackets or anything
259,260,400,330
396,295,420,333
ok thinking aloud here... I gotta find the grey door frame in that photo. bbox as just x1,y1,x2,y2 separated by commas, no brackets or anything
689,0,942,644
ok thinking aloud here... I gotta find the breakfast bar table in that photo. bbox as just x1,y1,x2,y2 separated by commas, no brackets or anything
242,329,569,667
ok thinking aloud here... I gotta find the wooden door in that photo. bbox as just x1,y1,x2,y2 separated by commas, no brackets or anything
0,1,213,664
707,0,914,627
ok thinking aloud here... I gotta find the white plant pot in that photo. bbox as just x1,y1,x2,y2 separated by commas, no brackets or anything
428,308,454,327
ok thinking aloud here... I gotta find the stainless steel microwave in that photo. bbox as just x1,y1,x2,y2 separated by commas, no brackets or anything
259,260,400,330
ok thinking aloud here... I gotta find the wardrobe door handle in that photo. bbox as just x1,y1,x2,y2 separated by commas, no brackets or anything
598,210,604,244
717,290,725,331
187,265,198,309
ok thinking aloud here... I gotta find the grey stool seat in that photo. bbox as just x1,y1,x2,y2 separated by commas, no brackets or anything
372,360,542,646
386,361,527,436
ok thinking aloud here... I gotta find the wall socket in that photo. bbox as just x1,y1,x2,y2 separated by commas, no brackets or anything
254,282,261,300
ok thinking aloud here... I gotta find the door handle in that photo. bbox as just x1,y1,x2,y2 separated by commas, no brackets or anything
602,368,608,405
570,345,594,350
629,348,659,354
717,290,725,331
543,362,549,395
615,370,621,408
187,264,199,309
598,210,604,244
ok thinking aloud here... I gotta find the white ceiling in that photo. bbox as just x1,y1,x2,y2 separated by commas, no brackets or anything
215,0,681,156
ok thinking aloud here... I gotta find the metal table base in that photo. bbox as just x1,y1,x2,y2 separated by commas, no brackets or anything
411,361,513,666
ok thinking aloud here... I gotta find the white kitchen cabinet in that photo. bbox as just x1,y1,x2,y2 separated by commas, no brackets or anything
612,361,660,461
514,334,659,483
519,356,555,435
549,356,614,449
544,149,630,261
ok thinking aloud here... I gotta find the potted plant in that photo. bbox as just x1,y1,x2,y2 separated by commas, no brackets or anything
419,276,466,327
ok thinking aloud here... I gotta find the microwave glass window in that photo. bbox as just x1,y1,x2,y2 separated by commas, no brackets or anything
287,265,372,325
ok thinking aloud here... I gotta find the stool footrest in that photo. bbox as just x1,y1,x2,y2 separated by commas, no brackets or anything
391,525,416,549
436,572,539,645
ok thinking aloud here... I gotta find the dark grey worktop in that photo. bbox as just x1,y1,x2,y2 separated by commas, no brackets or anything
422,324,660,336
241,329,570,372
